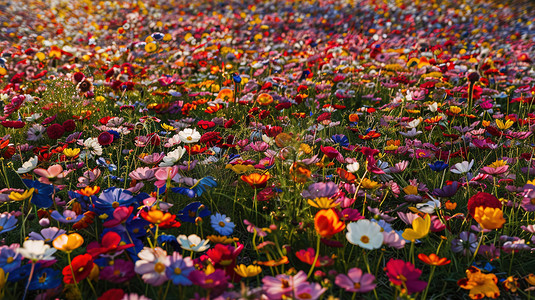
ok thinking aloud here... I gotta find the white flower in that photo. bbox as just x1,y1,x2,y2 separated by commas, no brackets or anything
416,195,441,214
450,159,474,174
16,240,57,262
135,247,169,286
399,128,422,137
25,113,42,122
405,118,422,129
346,219,384,250
347,162,360,173
159,146,186,167
83,137,103,156
177,234,210,252
16,156,38,174
262,134,274,146
164,134,181,148
178,128,201,144
428,102,438,112
27,124,45,141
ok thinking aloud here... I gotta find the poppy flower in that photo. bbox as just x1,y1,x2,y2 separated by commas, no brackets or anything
241,173,270,189
1,120,25,128
62,254,94,284
417,253,451,266
86,231,134,258
314,209,345,239
295,248,334,267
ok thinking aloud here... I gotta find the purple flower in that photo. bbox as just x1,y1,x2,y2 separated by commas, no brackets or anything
100,259,135,283
335,267,376,293
262,270,309,299
451,231,478,256
189,268,228,296
28,227,66,243
432,182,459,197
50,210,83,223
301,182,339,199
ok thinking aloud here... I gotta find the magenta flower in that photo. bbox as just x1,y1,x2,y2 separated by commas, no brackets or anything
100,259,135,283
129,167,156,181
188,268,228,296
138,152,165,165
262,270,309,300
335,267,376,293
385,259,427,295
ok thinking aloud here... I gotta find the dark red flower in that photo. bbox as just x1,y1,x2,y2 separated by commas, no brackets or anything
385,259,427,295
62,119,76,132
73,72,85,83
98,289,125,300
62,254,94,284
46,123,65,140
98,132,114,146
264,126,282,137
1,120,26,128
467,192,502,218
200,131,222,147
197,120,216,129
224,119,235,128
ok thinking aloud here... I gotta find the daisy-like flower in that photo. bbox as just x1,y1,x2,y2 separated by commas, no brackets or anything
134,247,170,286
16,240,57,262
159,146,186,167
178,128,201,144
16,156,38,174
346,219,384,250
27,124,45,141
335,267,377,293
177,234,210,252
450,159,474,174
210,213,235,236
165,252,195,286
83,137,103,156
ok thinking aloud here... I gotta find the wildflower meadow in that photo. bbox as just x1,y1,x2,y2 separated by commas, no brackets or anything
1,0,535,299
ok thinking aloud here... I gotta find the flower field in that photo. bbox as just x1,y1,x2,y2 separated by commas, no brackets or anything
1,0,535,299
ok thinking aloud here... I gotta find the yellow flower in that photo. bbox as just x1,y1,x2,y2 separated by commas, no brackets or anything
225,164,256,174
402,214,431,241
299,143,313,155
360,178,380,189
234,264,262,278
403,185,418,195
526,274,535,286
206,235,239,245
63,148,81,158
0,268,6,291
161,123,177,131
458,266,500,299
487,160,507,168
449,106,462,114
482,120,491,127
52,233,84,253
8,188,34,201
307,197,339,209
145,42,157,53
474,207,505,230
496,119,513,130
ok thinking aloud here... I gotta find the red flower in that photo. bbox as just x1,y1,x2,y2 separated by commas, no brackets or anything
385,259,427,295
98,132,114,146
86,231,134,258
197,120,216,129
98,289,125,300
224,119,235,128
1,120,25,128
467,192,502,218
46,123,65,140
200,132,222,147
295,248,335,267
264,126,282,137
320,146,340,159
62,254,94,284
62,119,76,132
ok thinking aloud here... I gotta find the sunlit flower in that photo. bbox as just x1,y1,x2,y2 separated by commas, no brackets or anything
402,214,431,241
458,266,500,299
346,219,384,250
417,253,451,266
177,234,210,252
473,207,505,230
314,209,345,238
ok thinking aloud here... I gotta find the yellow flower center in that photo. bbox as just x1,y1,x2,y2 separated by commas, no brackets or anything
38,273,47,283
189,244,196,248
112,201,119,209
281,279,290,288
354,282,361,290
6,257,13,264
205,279,214,284
78,267,85,273
360,235,370,244
66,217,72,221
531,198,535,205
154,262,165,273
133,228,139,234
114,270,121,276
174,267,182,275
187,136,192,141
0,226,4,232
219,221,225,227
297,293,312,299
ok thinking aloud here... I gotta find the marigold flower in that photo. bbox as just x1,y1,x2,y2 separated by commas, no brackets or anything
314,209,345,238
473,207,506,230
458,266,500,299
141,208,174,225
77,186,101,197
257,93,273,106
417,253,451,266
8,188,34,201
360,178,380,189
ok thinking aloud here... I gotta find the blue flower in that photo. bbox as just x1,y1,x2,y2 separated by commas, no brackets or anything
22,179,53,208
165,252,195,286
428,161,449,172
28,268,61,290
331,134,349,147
232,73,242,83
94,187,136,214
0,246,22,273
96,157,118,172
210,213,235,236
50,210,83,224
157,234,180,251
7,263,34,282
0,213,17,234
178,202,211,223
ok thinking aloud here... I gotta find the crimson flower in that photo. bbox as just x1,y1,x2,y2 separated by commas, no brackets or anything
62,254,95,284
467,192,502,218
385,259,427,295
86,231,134,258
1,120,26,128
46,123,65,140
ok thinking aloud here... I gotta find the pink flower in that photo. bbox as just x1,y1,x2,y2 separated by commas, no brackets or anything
138,152,165,165
335,267,376,293
134,247,169,286
33,165,72,184
128,167,156,181
154,166,180,188
262,271,309,300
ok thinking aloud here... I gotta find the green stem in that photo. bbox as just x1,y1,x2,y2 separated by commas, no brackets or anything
307,235,321,278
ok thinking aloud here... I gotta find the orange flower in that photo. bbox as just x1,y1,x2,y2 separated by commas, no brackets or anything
217,89,234,102
473,206,506,230
417,253,451,266
77,186,101,197
255,256,289,267
314,209,345,238
458,266,500,299
53,233,84,253
257,93,274,106
140,208,173,225
349,114,359,122
445,200,457,210
241,173,270,189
